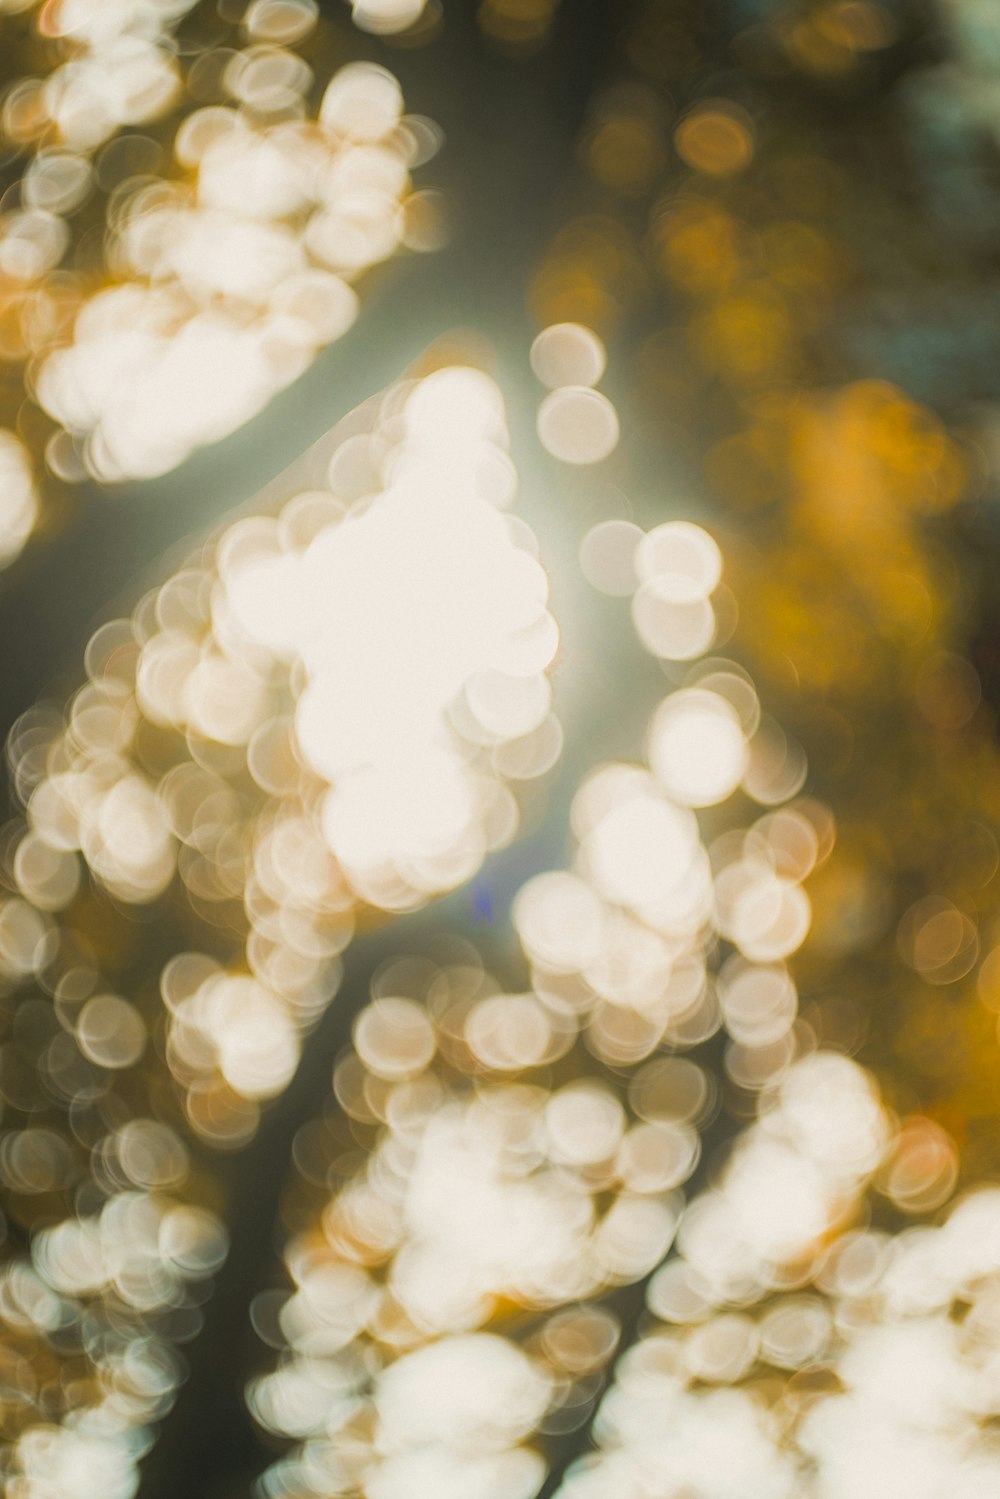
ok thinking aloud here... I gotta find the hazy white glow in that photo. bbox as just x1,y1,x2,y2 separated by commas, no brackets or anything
582,1382,797,1499
545,1082,625,1166
246,479,856,1499
293,470,549,774
396,1102,597,1318
254,1022,693,1496
376,1334,550,1449
76,992,147,1069
718,961,797,1046
1,311,875,1499
33,0,193,155
5,1173,226,1497
735,874,811,959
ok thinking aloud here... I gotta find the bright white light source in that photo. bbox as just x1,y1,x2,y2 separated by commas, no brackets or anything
582,782,699,909
648,689,747,807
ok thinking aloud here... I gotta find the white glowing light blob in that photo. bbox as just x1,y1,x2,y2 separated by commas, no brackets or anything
718,962,797,1046
376,1334,551,1449
355,997,436,1080
83,773,175,901
38,298,286,481
545,1082,626,1166
398,1106,596,1316
0,430,39,569
637,521,722,601
776,1053,888,1177
0,208,68,282
12,1427,142,1499
465,993,554,1070
351,0,430,35
197,128,311,219
403,364,508,451
41,34,183,153
245,0,320,44
217,368,559,889
76,993,147,1069
649,689,747,807
200,974,300,1099
294,471,549,778
590,1386,796,1499
944,1189,1000,1283
568,1155,1000,1499
726,872,812,962
724,1140,830,1261
13,830,80,910
34,60,418,484
321,753,483,886
581,778,700,909
667,1050,891,1307
512,871,608,973
320,62,403,140
159,211,305,301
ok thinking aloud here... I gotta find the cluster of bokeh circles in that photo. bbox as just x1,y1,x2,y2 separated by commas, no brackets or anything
559,1089,999,1499
0,0,441,562
249,944,700,1499
247,496,999,1499
0,332,990,1499
34,53,432,483
2,3,998,1498
1,1157,228,1499
245,485,873,1499
6,359,558,1131
0,358,564,1496
0,308,969,1499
